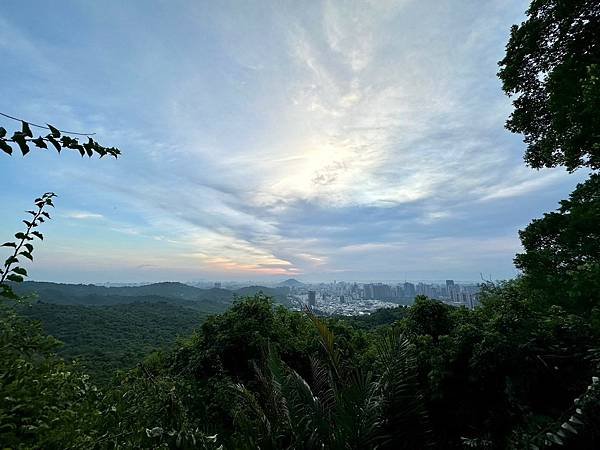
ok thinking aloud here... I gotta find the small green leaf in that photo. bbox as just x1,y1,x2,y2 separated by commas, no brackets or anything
70,142,85,157
19,252,33,261
41,212,51,219
23,220,33,227
0,127,6,138
11,267,27,276
1,242,16,248
46,135,61,152
6,274,24,283
60,136,73,147
24,244,33,253
5,256,19,265
84,138,94,156
22,121,33,137
11,133,29,156
32,137,47,148
31,231,43,240
14,232,27,240
26,210,36,216
47,124,61,138
0,139,13,155
562,422,578,434
557,430,568,439
546,432,563,445
569,416,583,425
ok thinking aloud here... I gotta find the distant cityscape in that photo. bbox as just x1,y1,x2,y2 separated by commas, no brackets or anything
92,278,483,317
286,280,481,316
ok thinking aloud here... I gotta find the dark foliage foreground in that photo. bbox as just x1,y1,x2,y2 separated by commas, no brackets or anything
1,285,599,449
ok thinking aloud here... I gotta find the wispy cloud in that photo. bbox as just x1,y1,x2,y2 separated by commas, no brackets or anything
0,0,586,282
64,211,104,220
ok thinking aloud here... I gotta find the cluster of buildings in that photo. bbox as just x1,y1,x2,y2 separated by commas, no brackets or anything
291,280,481,315
302,288,398,316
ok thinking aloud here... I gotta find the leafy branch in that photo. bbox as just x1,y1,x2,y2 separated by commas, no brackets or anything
0,193,56,299
515,376,600,449
0,114,120,158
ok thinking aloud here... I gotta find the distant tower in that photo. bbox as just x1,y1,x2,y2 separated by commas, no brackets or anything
308,290,316,307
214,282,222,289
445,280,455,300
403,282,416,299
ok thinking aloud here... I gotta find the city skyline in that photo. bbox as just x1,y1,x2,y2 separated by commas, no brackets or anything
0,0,587,283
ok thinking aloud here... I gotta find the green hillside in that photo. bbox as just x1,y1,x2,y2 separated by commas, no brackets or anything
18,301,208,383
9,282,290,383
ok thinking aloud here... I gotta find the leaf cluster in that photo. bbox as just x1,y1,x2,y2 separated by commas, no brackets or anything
498,0,600,171
1,193,55,299
0,120,120,158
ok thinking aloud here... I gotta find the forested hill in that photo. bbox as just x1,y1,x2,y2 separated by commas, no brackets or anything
19,301,207,384
11,281,291,383
12,281,291,307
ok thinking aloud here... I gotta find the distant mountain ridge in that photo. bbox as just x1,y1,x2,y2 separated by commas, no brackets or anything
278,278,304,287
13,281,291,308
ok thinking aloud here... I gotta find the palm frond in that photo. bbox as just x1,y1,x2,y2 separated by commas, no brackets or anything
231,382,273,438
333,369,383,449
306,310,342,381
376,328,435,449
309,355,336,412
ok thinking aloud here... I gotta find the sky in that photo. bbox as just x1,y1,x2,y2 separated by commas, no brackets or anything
0,0,587,283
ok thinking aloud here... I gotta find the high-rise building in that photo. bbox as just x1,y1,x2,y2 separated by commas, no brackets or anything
372,283,392,299
446,280,455,300
403,282,416,299
308,290,316,307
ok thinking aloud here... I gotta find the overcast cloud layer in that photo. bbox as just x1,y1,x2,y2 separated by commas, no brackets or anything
0,0,586,283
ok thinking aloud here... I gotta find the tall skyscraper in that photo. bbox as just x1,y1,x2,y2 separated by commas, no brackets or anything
446,280,455,300
308,290,316,307
403,282,416,299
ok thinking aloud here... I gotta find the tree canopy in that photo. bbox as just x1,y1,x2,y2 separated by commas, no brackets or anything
498,0,600,171
515,173,600,313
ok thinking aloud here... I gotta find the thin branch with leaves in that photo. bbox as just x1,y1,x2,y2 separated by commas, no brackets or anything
0,193,56,299
0,113,120,158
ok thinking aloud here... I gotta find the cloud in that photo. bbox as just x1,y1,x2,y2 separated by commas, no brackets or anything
0,0,586,282
64,211,104,220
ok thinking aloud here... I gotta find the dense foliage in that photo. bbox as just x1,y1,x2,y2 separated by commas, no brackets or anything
2,290,598,448
6,282,292,384
0,305,101,448
498,0,600,171
18,302,208,384
515,174,600,314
